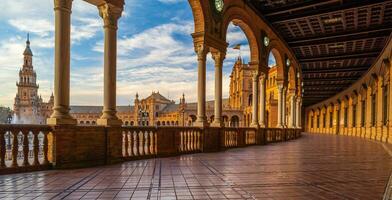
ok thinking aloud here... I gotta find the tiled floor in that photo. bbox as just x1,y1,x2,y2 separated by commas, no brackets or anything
0,133,391,200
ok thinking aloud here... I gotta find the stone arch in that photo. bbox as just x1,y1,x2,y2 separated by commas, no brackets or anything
288,65,296,91
268,47,285,82
222,13,260,64
188,0,209,33
230,115,240,127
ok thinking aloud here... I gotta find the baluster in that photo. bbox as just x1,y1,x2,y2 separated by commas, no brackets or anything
225,131,228,147
42,131,49,165
154,131,158,154
0,131,5,168
141,131,146,155
11,131,18,167
180,130,185,152
129,131,134,156
32,131,39,166
190,131,193,151
151,131,155,155
146,131,151,155
195,131,199,151
135,131,140,156
123,131,129,157
184,131,188,151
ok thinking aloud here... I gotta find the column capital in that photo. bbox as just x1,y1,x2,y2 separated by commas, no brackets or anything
195,44,209,60
54,0,72,12
210,48,226,65
252,71,259,80
98,3,123,30
259,72,267,81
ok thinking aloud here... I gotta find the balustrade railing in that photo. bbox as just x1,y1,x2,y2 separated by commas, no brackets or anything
0,124,301,174
122,127,157,158
0,125,52,173
178,127,202,153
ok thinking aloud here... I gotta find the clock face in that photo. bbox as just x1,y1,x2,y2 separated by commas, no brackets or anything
286,58,291,66
263,36,270,47
215,0,224,12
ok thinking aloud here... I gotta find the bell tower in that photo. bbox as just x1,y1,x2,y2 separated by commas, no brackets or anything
14,34,40,124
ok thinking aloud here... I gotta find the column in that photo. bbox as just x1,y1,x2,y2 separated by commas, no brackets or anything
348,97,353,135
388,59,392,144
376,77,384,141
282,87,287,127
259,73,266,127
277,84,284,128
251,72,259,127
47,0,76,125
289,94,296,128
295,97,301,128
97,3,123,126
211,49,225,127
195,44,208,127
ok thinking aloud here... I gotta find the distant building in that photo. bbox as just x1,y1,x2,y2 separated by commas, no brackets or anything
13,35,53,124
12,38,278,127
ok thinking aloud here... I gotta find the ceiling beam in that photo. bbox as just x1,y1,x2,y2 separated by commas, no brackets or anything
267,0,387,23
302,67,369,74
298,52,379,63
304,77,359,81
287,28,391,46
262,1,339,17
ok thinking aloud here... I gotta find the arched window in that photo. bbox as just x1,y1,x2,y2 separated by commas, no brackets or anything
248,94,252,106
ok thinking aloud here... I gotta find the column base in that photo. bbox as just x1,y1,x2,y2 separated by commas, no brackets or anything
97,118,123,126
250,122,259,128
211,121,223,127
194,121,209,128
259,123,266,128
47,117,77,125
276,124,284,128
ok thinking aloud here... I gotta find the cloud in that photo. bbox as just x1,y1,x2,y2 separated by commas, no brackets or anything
158,0,187,3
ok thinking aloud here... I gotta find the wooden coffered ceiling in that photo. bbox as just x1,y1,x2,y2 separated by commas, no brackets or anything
246,0,392,106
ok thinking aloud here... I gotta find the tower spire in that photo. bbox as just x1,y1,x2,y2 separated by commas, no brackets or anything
23,33,33,56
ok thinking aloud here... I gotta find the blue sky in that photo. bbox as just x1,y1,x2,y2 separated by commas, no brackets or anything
0,0,275,108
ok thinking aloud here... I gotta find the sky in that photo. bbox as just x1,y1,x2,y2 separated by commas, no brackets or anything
0,0,276,108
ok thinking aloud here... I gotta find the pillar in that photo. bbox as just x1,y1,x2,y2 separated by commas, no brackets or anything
295,97,301,128
388,59,392,144
277,84,284,128
259,73,266,127
376,77,384,141
47,0,77,125
251,71,259,127
282,87,287,127
289,94,296,128
97,3,123,126
195,44,208,127
357,94,363,137
348,97,353,135
365,87,372,139
211,49,225,127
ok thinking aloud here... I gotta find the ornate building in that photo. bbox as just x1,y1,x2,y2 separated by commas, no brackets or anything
13,36,53,124
12,39,280,127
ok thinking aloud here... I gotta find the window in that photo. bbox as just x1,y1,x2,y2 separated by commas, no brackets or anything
371,94,376,127
361,100,366,127
323,112,326,128
344,107,348,128
383,85,389,126
317,115,320,128
311,116,314,128
352,104,357,127
329,111,333,128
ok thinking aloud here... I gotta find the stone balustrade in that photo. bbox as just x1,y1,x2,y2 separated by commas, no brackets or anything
0,124,52,174
0,125,301,175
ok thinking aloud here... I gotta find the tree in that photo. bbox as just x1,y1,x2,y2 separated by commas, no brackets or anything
0,106,12,124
